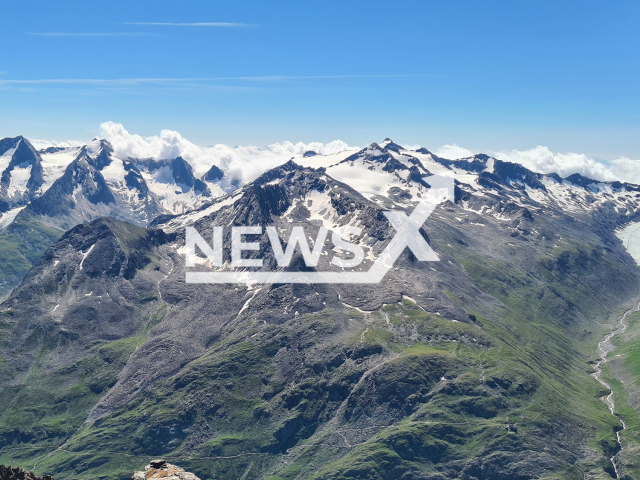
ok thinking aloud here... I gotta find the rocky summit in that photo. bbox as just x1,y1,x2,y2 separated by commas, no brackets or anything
132,460,200,480
0,465,54,480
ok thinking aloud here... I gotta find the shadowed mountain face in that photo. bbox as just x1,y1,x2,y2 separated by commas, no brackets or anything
202,164,224,182
0,137,44,213
2,147,640,480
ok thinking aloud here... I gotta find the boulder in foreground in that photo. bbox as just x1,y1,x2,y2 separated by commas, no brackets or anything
132,460,200,480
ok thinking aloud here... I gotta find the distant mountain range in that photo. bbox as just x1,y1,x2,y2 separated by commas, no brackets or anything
0,136,233,299
2,136,640,479
3,134,640,301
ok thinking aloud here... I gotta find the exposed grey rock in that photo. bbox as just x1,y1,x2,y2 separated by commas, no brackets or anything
132,460,200,480
0,137,44,213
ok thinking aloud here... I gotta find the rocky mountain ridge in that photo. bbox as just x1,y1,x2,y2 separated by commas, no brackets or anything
2,144,640,479
0,136,230,300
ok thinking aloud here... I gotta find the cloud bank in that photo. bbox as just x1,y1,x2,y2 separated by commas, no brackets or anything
433,144,475,160
36,123,640,187
433,143,640,185
489,146,622,182
99,122,356,184
30,139,85,150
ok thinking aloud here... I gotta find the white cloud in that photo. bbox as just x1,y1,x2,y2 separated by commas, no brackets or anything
99,122,358,185
608,157,640,183
0,74,427,87
433,144,475,159
433,143,640,184
489,146,621,182
30,139,85,150
400,143,422,151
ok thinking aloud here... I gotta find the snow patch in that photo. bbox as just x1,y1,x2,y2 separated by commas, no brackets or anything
617,222,640,265
161,190,244,232
7,164,32,197
0,205,26,230
0,143,19,173
85,139,104,158
79,244,95,270
40,148,80,192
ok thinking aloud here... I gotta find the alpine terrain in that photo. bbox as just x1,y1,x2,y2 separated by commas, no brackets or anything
2,138,640,480
0,137,230,300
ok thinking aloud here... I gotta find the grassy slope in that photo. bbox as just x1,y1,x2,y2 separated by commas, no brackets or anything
0,214,64,300
306,242,630,480
602,312,640,480
1,209,638,479
21,302,618,480
1,236,632,480
0,305,168,474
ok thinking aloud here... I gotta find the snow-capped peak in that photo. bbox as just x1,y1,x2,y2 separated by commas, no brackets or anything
0,138,21,174
0,136,44,204
84,139,113,160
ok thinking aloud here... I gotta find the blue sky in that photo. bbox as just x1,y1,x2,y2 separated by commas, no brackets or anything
0,0,638,160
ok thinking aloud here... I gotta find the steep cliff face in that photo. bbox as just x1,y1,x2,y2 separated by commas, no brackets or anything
0,137,44,213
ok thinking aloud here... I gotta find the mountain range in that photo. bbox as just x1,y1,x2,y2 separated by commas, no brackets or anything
1,136,640,479
0,137,232,300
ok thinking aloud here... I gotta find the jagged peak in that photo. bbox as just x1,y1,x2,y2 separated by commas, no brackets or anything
342,142,390,163
170,155,191,167
282,158,301,170
0,135,25,155
9,136,40,162
170,156,197,190
60,216,165,255
83,138,113,159
251,159,316,187
77,140,113,171
202,164,224,182
380,138,405,153
565,173,598,188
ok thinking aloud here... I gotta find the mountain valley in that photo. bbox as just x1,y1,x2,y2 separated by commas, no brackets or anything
1,138,640,479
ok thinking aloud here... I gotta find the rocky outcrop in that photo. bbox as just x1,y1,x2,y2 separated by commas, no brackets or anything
0,465,54,480
132,460,200,480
